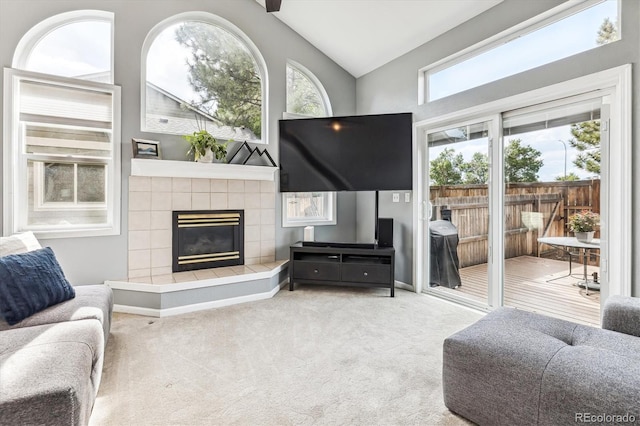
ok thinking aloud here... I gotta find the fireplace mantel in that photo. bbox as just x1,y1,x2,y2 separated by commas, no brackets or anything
131,158,277,181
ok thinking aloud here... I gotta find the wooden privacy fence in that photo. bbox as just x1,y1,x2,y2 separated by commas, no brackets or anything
430,180,600,268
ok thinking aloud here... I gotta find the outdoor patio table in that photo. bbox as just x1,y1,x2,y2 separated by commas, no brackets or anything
537,236,600,295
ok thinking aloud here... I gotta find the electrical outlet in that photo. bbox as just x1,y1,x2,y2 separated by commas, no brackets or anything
405,192,411,203
392,193,400,203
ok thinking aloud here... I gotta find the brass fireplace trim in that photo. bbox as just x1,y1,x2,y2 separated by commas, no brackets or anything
173,209,244,272
177,213,240,228
178,251,241,265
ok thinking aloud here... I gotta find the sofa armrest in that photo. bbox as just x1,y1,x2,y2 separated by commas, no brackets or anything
602,295,640,337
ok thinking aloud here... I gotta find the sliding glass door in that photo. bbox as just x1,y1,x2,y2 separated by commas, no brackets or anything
423,119,495,308
416,66,631,319
419,94,608,325
500,95,605,325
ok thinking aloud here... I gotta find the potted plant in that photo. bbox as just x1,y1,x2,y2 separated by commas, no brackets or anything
183,129,228,163
568,210,600,243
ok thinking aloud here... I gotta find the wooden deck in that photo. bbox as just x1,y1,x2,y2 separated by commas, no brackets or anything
431,256,600,326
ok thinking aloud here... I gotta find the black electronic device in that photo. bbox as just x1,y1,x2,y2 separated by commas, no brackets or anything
377,218,394,247
278,113,412,193
265,0,282,12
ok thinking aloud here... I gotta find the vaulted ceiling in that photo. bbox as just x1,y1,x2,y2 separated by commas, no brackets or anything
256,0,503,77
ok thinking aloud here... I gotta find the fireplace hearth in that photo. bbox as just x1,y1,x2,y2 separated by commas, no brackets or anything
172,210,244,272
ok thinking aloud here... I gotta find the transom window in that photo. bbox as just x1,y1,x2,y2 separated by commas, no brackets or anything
143,13,266,143
282,62,335,228
421,0,620,102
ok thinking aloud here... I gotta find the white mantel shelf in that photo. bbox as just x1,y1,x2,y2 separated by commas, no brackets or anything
131,158,277,181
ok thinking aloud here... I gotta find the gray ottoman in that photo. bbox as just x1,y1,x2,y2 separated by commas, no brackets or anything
443,304,640,425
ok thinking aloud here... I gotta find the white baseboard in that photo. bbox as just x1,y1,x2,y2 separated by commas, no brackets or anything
113,280,284,318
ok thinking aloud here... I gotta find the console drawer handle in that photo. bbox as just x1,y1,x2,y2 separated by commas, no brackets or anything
363,272,368,276
314,269,319,274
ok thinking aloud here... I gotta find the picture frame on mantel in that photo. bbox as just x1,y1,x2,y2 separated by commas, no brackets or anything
132,138,161,159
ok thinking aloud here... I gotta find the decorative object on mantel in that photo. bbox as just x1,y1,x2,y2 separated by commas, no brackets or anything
184,129,229,163
568,210,600,243
132,138,161,159
228,141,277,167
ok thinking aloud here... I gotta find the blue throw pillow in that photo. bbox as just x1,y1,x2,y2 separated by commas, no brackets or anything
0,247,75,325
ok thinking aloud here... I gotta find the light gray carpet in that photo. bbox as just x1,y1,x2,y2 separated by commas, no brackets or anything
89,286,483,425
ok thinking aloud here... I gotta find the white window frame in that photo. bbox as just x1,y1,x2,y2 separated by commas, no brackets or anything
418,0,620,104
141,11,268,143
3,68,121,239
281,192,337,228
282,63,336,228
33,162,108,211
12,10,114,84
414,65,632,305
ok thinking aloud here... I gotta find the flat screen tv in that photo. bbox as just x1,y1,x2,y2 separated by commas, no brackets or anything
279,113,412,192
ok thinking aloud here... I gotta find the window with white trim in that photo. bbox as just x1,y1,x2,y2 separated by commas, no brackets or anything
422,0,620,102
12,10,113,83
282,62,336,228
5,11,120,238
143,13,266,142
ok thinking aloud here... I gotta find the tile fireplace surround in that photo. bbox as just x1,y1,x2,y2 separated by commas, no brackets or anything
127,166,276,281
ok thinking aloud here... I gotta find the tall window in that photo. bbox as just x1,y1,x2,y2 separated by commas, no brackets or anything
143,13,266,143
5,11,120,238
422,0,620,102
282,62,335,228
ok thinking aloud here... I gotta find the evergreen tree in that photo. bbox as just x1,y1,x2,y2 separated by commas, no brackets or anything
564,17,617,178
175,22,261,137
568,121,601,175
596,17,618,45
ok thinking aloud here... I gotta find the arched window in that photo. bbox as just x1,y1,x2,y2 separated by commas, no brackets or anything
13,10,113,82
143,12,267,143
286,61,331,117
283,61,334,228
5,11,120,238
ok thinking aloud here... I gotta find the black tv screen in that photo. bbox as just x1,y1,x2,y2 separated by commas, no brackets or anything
279,113,412,192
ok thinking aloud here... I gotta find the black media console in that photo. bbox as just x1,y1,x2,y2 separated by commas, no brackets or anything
289,241,395,297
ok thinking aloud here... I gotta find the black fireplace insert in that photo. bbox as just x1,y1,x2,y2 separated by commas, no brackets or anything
172,210,244,272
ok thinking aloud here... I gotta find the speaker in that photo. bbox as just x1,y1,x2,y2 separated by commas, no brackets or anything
265,0,282,12
377,218,394,248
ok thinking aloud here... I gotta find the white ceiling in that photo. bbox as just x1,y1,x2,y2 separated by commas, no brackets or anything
256,0,503,77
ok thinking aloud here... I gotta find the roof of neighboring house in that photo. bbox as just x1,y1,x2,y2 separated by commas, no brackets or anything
145,82,258,141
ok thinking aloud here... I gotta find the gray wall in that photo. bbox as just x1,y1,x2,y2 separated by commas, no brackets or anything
355,0,640,295
0,0,356,284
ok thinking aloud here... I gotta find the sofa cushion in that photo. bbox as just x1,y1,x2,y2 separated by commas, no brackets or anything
0,319,105,426
0,231,41,256
0,284,113,343
443,307,574,425
539,343,640,425
0,247,75,325
443,307,640,426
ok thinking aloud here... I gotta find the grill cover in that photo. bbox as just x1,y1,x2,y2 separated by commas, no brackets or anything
429,220,461,288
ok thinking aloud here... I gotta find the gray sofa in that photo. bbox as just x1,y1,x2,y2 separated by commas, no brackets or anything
0,284,113,426
443,295,640,425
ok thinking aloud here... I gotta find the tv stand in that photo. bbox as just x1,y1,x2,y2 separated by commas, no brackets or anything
289,241,395,297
